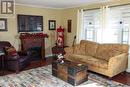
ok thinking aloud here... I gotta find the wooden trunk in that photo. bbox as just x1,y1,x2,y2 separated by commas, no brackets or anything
52,60,88,86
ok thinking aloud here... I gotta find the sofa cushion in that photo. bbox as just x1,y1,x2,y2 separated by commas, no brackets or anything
67,54,108,69
5,46,20,60
5,46,18,56
111,44,129,53
96,44,125,61
80,40,99,56
74,44,86,55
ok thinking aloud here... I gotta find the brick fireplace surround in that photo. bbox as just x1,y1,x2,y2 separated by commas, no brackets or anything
20,33,48,61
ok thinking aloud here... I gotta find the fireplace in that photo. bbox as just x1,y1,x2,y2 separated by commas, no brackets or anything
20,33,48,61
27,47,41,61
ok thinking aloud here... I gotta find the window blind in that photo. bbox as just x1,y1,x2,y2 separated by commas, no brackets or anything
83,9,101,42
108,5,130,44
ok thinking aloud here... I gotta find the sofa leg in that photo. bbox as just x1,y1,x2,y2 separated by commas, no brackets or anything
15,61,19,74
16,69,19,74
15,65,19,74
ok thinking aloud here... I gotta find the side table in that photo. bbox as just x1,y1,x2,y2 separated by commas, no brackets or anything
0,52,5,75
52,46,68,60
52,46,64,55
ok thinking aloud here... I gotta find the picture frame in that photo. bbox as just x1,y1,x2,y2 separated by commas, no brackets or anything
0,18,7,31
49,20,56,30
67,19,72,33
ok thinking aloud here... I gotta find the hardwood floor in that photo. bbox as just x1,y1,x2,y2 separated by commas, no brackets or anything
112,72,130,86
0,58,53,75
0,57,130,86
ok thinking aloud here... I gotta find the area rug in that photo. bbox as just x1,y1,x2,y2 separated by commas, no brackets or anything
0,65,129,87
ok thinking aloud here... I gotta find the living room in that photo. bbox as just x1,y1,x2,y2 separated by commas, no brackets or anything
0,0,130,87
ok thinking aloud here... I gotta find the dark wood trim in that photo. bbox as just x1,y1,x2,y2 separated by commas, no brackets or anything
67,19,72,33
42,39,45,60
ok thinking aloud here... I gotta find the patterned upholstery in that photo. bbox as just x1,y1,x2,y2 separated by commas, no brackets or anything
5,46,18,57
73,44,85,55
80,40,99,57
73,40,99,56
67,54,108,69
0,41,30,73
64,40,129,77
95,44,124,61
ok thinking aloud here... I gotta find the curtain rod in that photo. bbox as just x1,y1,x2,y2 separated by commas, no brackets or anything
83,8,100,11
83,3,130,11
108,3,130,8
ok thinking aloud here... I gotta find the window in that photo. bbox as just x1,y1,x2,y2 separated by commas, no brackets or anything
83,9,101,42
107,5,130,44
82,5,130,44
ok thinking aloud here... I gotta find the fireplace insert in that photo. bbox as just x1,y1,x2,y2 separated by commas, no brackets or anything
27,47,42,61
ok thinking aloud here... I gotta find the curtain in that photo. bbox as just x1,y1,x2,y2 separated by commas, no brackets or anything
76,9,84,43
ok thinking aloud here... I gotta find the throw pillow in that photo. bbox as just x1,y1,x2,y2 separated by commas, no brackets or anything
5,46,18,57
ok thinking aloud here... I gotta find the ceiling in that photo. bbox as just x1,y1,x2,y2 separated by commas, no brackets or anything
16,0,112,9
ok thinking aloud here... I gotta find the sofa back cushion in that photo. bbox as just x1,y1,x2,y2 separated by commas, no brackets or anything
80,40,99,56
74,44,86,55
96,44,129,61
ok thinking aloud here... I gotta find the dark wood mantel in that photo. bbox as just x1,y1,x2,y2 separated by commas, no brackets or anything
20,33,48,60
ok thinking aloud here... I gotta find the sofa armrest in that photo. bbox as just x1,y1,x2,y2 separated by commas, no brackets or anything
6,55,20,61
64,46,74,58
108,53,128,75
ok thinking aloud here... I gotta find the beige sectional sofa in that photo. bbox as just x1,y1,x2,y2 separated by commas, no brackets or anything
64,40,129,77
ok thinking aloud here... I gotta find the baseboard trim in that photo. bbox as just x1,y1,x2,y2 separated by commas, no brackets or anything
126,68,130,73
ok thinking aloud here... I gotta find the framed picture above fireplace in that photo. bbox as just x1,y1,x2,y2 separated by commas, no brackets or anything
17,14,43,32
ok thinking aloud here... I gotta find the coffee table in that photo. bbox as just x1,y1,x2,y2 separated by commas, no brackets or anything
52,60,88,86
